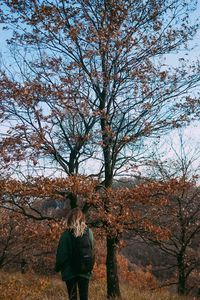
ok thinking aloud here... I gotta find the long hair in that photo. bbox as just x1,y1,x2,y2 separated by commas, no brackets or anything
67,207,87,237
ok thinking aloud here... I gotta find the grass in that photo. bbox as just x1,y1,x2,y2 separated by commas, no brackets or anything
0,271,198,300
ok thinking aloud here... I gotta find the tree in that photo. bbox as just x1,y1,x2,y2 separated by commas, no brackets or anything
0,207,59,273
141,135,200,295
143,179,200,295
1,1,200,297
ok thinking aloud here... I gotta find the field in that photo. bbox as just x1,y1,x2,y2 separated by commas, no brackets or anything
0,271,198,300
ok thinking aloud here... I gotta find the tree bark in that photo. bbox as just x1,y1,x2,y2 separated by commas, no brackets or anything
106,236,121,298
103,164,121,298
177,253,186,295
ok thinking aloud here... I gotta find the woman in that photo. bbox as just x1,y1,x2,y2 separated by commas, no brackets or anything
55,207,94,300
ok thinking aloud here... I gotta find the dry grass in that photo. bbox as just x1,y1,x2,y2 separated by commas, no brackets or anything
0,271,198,300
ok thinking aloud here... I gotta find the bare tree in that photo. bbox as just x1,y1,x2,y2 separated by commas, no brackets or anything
142,135,200,295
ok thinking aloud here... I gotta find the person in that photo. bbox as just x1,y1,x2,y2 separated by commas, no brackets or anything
55,207,94,300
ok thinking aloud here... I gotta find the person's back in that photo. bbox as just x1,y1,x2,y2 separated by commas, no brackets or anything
69,226,95,274
55,207,95,300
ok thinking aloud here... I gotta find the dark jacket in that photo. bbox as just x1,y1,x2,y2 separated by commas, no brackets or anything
55,228,94,281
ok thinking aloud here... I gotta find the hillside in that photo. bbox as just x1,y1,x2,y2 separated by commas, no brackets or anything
0,271,198,300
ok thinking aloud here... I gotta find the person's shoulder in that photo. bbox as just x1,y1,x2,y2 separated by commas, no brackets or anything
60,229,71,239
64,229,71,235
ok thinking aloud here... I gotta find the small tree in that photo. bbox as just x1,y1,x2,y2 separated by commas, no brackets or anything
142,136,200,295
0,207,59,273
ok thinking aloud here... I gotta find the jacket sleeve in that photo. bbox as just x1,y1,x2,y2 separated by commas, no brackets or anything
89,228,95,249
55,232,69,272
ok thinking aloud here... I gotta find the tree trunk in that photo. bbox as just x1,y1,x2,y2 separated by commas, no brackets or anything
177,253,186,295
106,236,121,298
104,174,121,298
100,105,121,298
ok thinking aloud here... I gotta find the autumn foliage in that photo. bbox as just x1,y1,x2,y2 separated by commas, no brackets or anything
0,173,200,295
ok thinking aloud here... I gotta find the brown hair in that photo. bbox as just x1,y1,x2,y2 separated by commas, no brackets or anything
67,207,87,237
